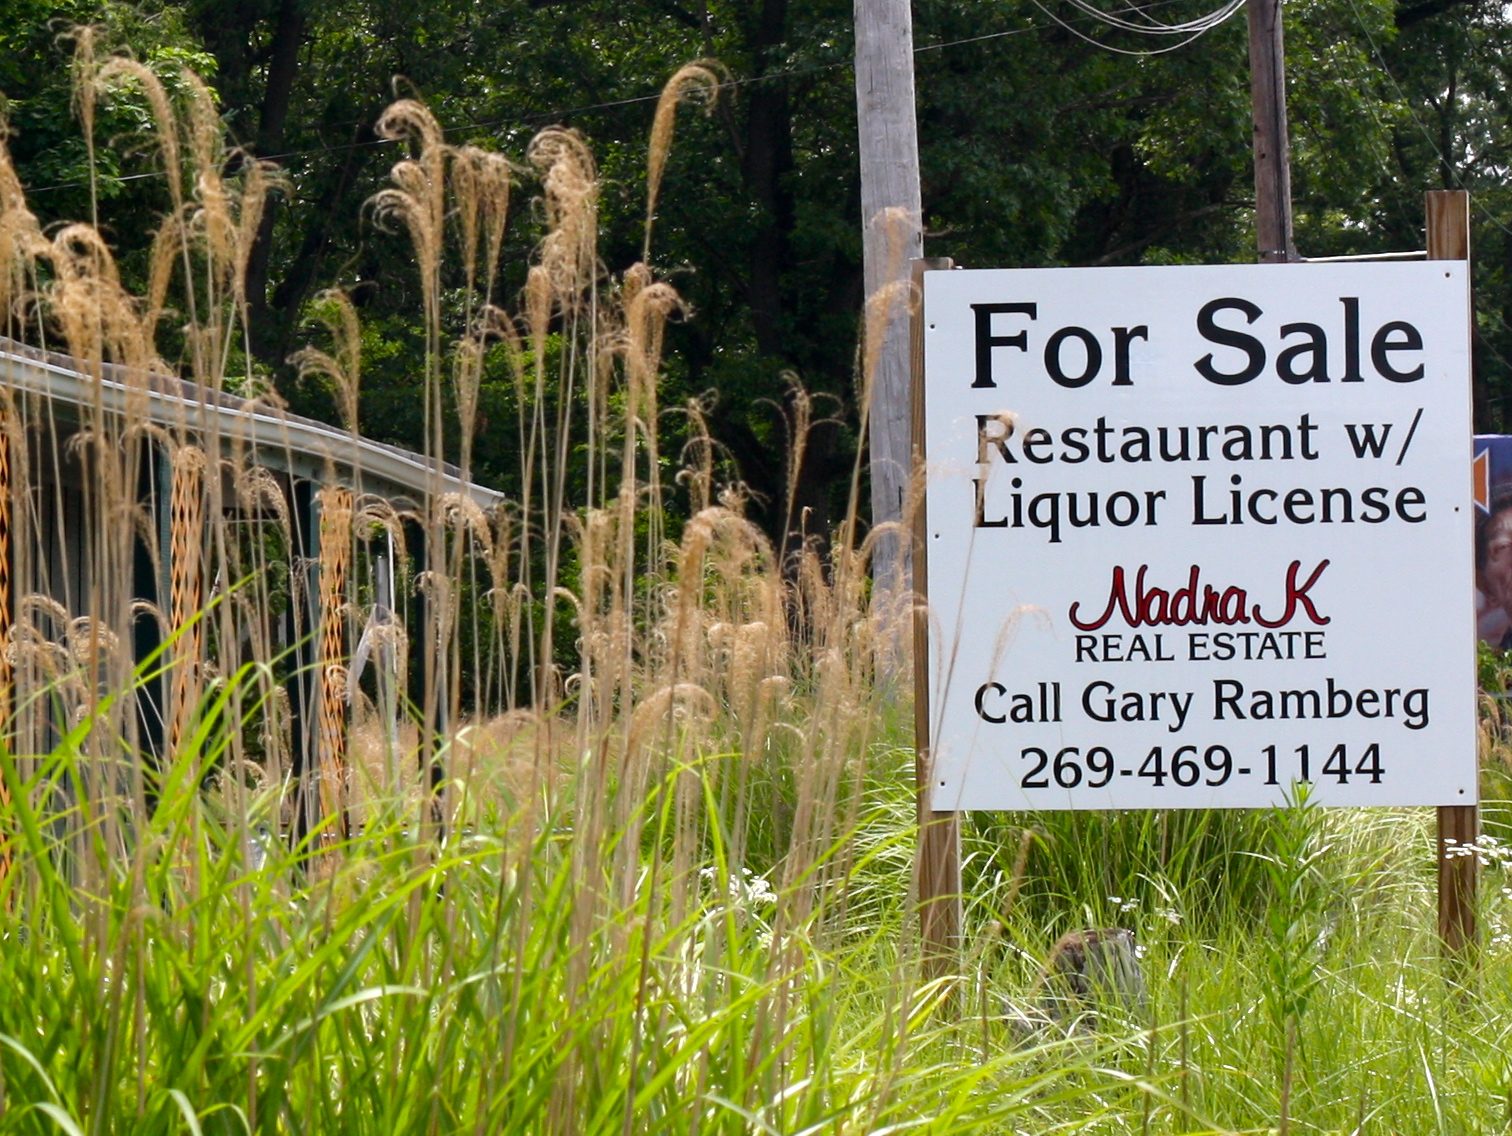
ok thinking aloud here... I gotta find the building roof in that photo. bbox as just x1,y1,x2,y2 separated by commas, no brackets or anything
0,337,504,509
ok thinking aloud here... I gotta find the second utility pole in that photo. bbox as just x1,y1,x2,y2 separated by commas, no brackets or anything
1247,0,1296,263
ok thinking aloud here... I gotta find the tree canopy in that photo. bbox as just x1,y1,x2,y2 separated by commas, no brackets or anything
2,0,1507,542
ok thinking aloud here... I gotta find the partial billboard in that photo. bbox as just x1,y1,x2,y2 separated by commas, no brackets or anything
1475,435,1512,649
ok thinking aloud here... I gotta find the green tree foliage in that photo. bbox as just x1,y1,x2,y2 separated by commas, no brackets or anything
0,3,216,266
3,0,1509,538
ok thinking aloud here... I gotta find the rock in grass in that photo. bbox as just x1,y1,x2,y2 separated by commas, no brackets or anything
1007,927,1146,1038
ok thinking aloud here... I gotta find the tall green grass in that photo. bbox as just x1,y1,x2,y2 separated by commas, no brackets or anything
0,708,1155,1135
2,36,1512,1136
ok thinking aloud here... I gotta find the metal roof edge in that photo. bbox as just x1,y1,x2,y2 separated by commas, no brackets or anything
0,340,505,510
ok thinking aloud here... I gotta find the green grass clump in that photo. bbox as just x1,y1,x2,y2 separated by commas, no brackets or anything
10,717,1512,1133
0,725,1148,1135
3,42,1512,1136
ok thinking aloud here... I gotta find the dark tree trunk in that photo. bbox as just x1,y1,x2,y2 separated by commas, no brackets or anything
734,0,851,553
244,0,309,358
741,0,794,359
265,124,378,363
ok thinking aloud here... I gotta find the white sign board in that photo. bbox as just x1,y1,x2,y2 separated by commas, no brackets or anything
922,263,1474,810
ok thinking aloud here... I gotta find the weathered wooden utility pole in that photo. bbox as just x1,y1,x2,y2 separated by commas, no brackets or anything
911,256,961,984
1247,0,1296,263
1428,189,1479,967
855,0,924,604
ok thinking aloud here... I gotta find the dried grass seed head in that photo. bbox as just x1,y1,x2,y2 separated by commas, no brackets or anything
622,273,685,408
449,144,513,294
375,98,446,237
528,128,598,303
233,157,282,304
94,56,184,213
290,289,362,432
182,69,235,274
643,61,724,259
0,133,47,325
234,465,292,539
371,161,442,297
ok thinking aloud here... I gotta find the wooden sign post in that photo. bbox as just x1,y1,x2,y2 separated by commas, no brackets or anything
911,255,960,979
1429,188,1478,965
910,244,1477,976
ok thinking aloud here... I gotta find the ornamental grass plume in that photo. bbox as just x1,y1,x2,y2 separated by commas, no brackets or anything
0,45,1189,1136
643,60,722,261
289,289,363,435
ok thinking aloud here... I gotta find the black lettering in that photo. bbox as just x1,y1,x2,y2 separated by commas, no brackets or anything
1213,679,1244,719
974,477,1007,528
975,682,1008,724
1396,485,1427,521
1111,325,1148,386
976,414,1015,464
1372,321,1424,381
1045,326,1102,388
971,303,1036,389
1247,488,1279,523
1195,298,1265,385
1282,487,1314,524
1358,486,1389,523
1341,298,1363,381
1062,427,1089,463
1277,322,1329,383
1021,427,1054,463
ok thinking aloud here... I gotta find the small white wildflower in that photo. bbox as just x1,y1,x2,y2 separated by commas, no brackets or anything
1445,836,1512,867
742,874,776,905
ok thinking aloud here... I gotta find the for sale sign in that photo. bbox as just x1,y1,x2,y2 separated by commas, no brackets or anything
921,263,1474,810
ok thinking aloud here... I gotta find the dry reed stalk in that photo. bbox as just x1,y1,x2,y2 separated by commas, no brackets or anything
0,406,10,903
0,410,10,729
0,49,919,1128
448,144,512,310
289,289,362,435
316,485,353,841
643,61,723,262
528,129,597,307
451,336,485,477
372,98,446,453
167,446,207,758
184,71,235,289
0,132,47,339
93,57,189,339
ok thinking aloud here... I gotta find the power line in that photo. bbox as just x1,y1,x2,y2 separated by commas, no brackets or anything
1055,0,1245,38
916,0,1244,53
1029,0,1240,57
